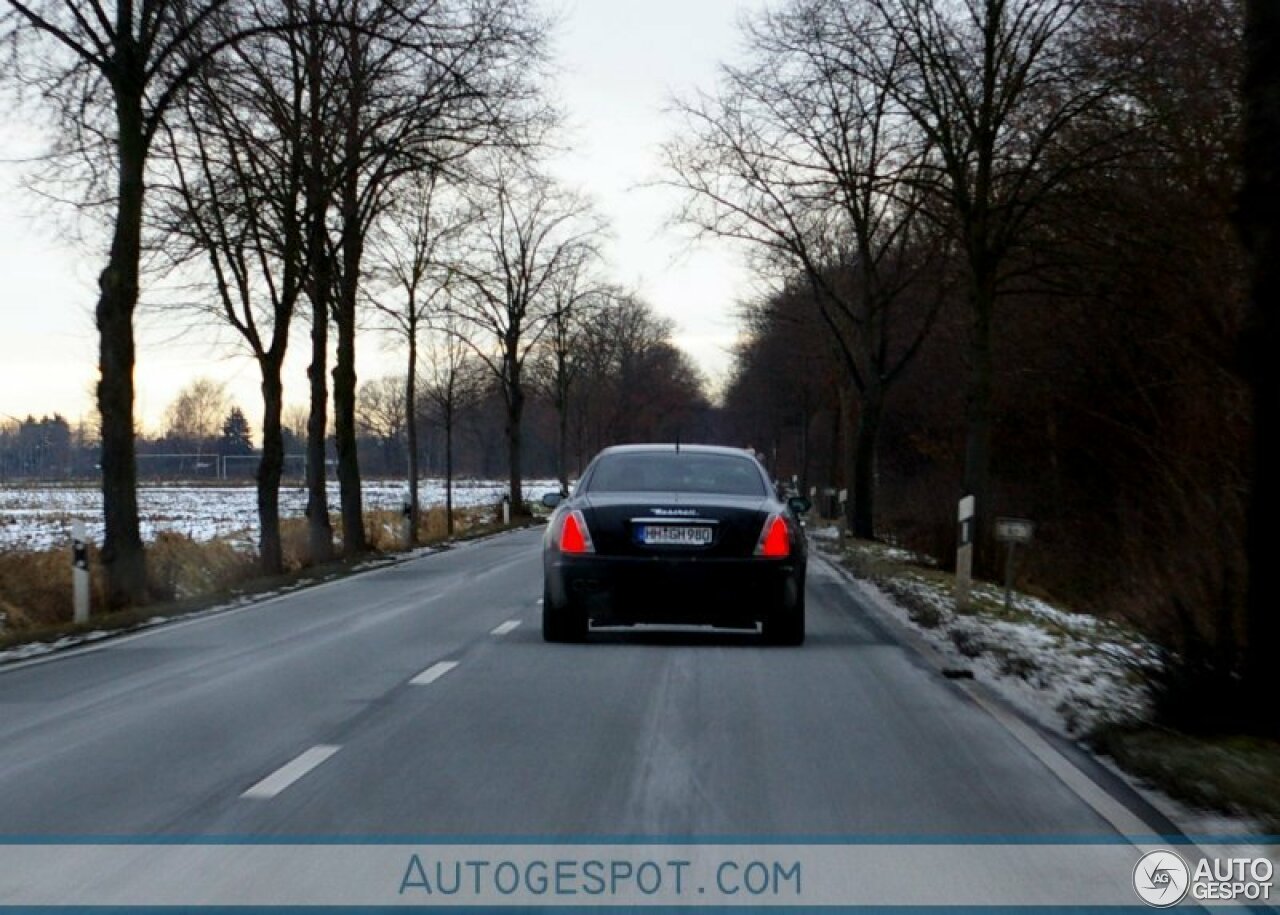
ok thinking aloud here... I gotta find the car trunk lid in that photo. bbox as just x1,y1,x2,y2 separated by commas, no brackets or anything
579,492,771,558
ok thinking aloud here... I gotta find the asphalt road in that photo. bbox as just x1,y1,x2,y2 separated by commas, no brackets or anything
0,527,1166,839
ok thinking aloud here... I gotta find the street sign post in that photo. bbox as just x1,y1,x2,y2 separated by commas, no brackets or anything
995,517,1034,544
995,517,1035,614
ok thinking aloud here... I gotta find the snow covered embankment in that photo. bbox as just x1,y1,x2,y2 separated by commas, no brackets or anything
811,528,1160,739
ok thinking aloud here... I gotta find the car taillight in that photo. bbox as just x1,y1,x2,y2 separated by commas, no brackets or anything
756,514,790,558
559,510,595,554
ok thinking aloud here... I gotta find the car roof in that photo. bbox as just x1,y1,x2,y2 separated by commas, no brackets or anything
595,443,759,459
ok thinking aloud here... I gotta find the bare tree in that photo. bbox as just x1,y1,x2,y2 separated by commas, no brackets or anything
356,375,406,468
368,169,469,543
156,0,320,573
163,377,229,451
420,314,484,534
324,0,551,557
570,294,710,460
452,165,604,513
299,0,339,565
864,0,1126,566
0,0,287,606
666,0,948,537
531,260,608,493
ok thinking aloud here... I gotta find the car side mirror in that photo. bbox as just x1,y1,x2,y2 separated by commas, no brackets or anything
788,496,811,515
541,492,563,509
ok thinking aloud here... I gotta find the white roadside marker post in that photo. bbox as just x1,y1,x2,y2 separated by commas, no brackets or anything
955,495,975,611
71,520,90,624
502,494,511,526
401,492,413,547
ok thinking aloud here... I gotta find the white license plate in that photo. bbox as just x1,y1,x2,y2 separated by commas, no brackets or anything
640,525,713,546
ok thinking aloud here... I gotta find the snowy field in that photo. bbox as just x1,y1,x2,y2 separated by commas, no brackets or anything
0,480,558,552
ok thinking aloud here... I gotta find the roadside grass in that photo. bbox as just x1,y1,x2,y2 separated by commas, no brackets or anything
816,530,1276,832
0,544,110,630
1091,727,1280,832
0,504,534,653
826,534,1147,650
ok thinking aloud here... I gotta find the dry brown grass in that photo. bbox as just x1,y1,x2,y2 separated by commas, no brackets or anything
0,504,520,637
279,517,313,571
147,531,258,602
365,505,496,551
0,545,108,630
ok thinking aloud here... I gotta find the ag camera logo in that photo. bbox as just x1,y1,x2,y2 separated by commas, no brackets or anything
1133,849,1189,907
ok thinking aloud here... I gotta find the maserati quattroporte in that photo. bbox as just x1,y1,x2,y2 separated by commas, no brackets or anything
541,444,809,644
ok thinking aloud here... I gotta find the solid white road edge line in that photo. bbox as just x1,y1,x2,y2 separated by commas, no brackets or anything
0,527,543,677
812,554,1154,839
491,620,521,636
241,745,341,800
409,660,459,686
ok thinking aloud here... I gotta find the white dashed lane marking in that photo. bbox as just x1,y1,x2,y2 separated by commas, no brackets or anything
409,660,459,686
241,746,341,799
491,620,521,636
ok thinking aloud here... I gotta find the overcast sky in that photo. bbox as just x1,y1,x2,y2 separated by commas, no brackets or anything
0,0,768,434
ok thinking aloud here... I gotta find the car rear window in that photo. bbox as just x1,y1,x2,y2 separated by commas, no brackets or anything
586,452,767,496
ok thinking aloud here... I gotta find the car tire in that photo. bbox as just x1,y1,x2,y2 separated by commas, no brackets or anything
542,581,587,643
762,579,805,646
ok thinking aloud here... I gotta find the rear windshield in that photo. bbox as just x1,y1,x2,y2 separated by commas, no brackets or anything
586,452,767,497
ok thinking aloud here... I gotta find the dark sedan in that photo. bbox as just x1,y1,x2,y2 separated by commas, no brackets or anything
541,444,809,644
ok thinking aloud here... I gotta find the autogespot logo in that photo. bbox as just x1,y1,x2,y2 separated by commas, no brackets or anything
1134,849,1190,907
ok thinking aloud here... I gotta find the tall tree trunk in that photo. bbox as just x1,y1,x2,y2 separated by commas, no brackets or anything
829,392,844,492
333,222,368,555
1239,0,1280,733
305,280,333,564
98,85,148,609
798,389,811,494
258,361,286,574
556,388,569,494
506,356,526,517
405,316,419,546
303,13,333,566
962,269,997,575
332,274,366,555
848,384,884,539
444,406,454,536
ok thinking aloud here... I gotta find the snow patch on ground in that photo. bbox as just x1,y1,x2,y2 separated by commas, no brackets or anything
0,479,557,551
815,541,1158,738
818,556,1269,837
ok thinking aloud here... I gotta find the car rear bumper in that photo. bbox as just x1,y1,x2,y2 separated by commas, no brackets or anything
546,553,804,627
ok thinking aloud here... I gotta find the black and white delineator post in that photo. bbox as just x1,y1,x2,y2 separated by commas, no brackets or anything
71,520,90,624
401,492,413,547
955,495,975,610
501,494,511,526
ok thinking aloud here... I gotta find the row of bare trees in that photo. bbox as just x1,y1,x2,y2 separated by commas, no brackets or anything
355,290,711,532
666,0,1123,552
1,0,679,608
691,0,1280,729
